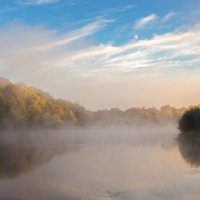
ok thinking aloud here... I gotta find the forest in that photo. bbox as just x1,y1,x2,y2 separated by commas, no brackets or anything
0,77,198,128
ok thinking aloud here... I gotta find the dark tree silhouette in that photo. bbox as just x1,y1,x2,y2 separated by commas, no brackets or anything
179,108,200,133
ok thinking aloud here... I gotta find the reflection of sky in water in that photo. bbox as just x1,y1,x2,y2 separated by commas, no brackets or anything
0,128,200,200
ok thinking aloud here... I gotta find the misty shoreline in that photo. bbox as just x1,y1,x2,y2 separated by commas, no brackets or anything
0,77,191,130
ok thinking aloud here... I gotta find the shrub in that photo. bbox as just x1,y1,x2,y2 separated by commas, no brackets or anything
179,108,200,133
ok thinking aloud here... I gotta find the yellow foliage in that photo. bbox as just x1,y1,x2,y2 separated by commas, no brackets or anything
0,81,82,127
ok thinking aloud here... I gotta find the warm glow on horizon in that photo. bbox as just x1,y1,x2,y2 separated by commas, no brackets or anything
0,0,199,109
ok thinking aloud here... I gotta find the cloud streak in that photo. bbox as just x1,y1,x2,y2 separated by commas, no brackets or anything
24,18,114,52
54,25,200,75
162,12,176,22
0,18,200,109
19,0,60,5
97,4,135,17
134,14,157,29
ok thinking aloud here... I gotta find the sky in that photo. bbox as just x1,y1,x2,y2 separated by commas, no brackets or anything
0,0,200,110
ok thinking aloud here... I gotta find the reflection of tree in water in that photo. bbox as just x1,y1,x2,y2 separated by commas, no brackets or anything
177,133,200,167
0,131,80,179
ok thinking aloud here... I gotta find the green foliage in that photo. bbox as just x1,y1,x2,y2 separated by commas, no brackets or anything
179,108,200,133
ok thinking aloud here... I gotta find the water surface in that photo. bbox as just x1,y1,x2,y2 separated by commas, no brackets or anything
0,127,200,200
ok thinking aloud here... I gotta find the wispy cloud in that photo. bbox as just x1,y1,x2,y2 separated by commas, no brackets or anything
19,0,59,5
0,20,200,109
134,14,157,29
1,21,200,76
98,5,135,17
53,0,77,8
162,12,176,22
57,5,134,30
133,12,177,31
24,18,114,51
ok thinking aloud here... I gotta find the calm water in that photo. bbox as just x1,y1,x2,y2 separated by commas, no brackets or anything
0,127,200,200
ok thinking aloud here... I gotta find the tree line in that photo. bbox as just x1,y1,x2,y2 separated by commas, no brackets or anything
0,77,198,128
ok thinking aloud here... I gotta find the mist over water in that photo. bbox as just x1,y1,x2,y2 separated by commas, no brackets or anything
0,125,200,200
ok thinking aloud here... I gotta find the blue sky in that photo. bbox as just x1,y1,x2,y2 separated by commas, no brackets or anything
0,0,200,109
1,0,199,42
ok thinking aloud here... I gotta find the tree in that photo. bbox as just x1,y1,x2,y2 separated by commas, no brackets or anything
179,108,200,133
